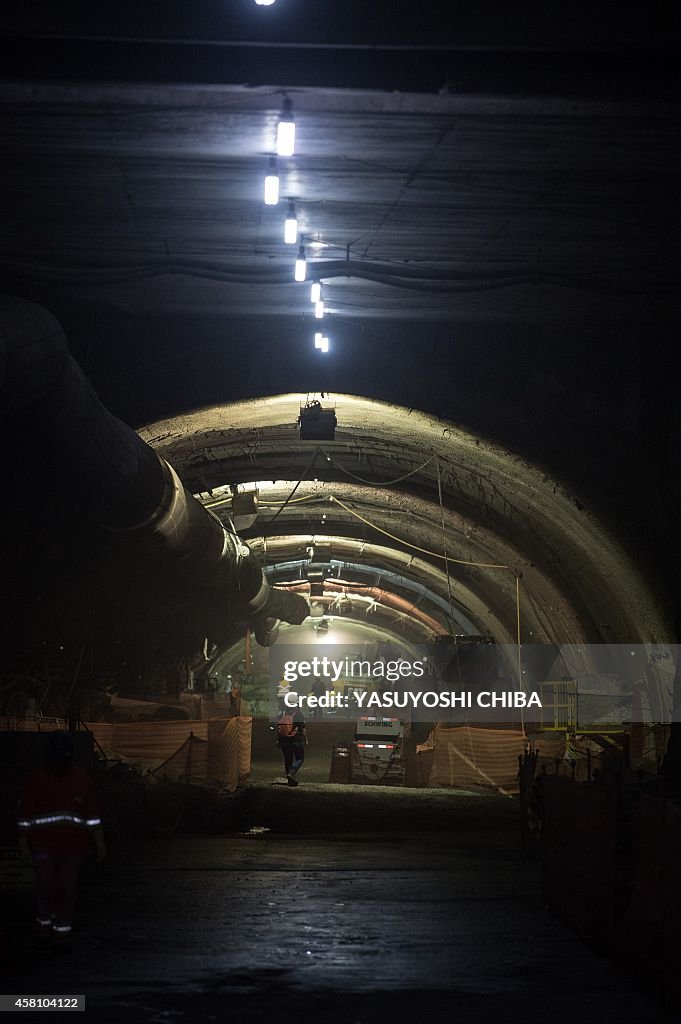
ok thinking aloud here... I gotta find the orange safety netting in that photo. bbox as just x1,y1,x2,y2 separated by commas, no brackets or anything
144,734,200,836
86,719,208,765
82,717,252,793
207,717,252,789
428,725,527,794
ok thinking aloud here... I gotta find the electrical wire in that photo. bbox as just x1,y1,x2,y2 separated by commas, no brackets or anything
205,482,527,728
516,574,525,734
328,493,525,729
205,446,435,507
320,448,435,486
436,457,456,628
329,494,511,570
1,255,675,298
263,449,321,529
207,493,316,510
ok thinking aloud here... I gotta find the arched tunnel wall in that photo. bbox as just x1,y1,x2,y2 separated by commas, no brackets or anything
140,393,671,650
28,296,680,635
1,297,678,722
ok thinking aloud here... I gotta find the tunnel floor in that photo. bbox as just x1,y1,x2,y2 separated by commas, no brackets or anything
2,790,670,1024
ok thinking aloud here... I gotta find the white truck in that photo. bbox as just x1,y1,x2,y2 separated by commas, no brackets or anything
350,716,405,784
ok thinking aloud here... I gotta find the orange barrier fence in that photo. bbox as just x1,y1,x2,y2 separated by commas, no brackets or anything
532,731,566,767
145,735,198,836
84,719,208,763
207,717,252,790
0,719,252,844
428,725,526,794
80,717,252,793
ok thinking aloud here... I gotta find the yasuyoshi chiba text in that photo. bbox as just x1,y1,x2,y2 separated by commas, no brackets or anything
284,690,542,710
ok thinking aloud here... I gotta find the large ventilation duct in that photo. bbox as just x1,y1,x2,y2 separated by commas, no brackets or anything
0,295,308,641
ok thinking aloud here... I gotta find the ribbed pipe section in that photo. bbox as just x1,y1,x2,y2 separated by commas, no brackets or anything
0,295,307,636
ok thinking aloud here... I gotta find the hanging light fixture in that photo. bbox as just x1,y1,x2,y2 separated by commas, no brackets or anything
264,156,279,205
276,97,296,157
284,201,298,244
314,333,329,353
310,281,321,304
294,245,307,282
314,299,324,319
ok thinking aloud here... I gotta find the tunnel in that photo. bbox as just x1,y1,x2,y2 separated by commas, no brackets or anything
1,2,680,1021
140,392,669,650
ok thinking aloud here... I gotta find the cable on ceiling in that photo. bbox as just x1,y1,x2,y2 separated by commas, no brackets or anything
329,494,512,571
206,492,316,510
319,448,436,486
1,256,675,298
330,492,525,724
255,490,526,716
262,449,321,530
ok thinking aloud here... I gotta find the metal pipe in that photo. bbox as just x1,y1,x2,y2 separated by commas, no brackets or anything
0,295,308,638
278,580,446,635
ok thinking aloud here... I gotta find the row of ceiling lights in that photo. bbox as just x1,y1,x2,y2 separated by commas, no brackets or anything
263,97,330,354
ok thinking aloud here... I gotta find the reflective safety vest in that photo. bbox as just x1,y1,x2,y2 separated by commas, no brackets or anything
17,765,102,855
277,714,297,738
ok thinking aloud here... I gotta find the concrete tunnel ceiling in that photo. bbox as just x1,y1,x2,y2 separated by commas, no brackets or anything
139,393,669,650
0,8,678,719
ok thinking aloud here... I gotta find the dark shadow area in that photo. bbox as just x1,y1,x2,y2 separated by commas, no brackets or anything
2,828,672,1023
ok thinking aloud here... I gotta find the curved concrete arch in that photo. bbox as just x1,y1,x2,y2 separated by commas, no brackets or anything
141,393,670,650
263,556,478,633
251,534,518,645
231,480,591,645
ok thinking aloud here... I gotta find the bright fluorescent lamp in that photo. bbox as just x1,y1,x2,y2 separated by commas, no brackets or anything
310,281,321,303
314,333,329,353
284,201,298,244
264,156,279,205
276,98,296,157
314,299,324,319
255,1,276,5
294,245,307,282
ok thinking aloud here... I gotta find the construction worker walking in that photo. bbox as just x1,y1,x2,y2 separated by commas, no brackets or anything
276,699,308,786
17,731,106,951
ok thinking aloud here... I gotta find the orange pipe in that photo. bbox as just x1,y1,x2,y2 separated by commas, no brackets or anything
273,581,447,635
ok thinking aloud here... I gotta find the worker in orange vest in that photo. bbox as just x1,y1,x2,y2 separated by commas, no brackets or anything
17,732,106,950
